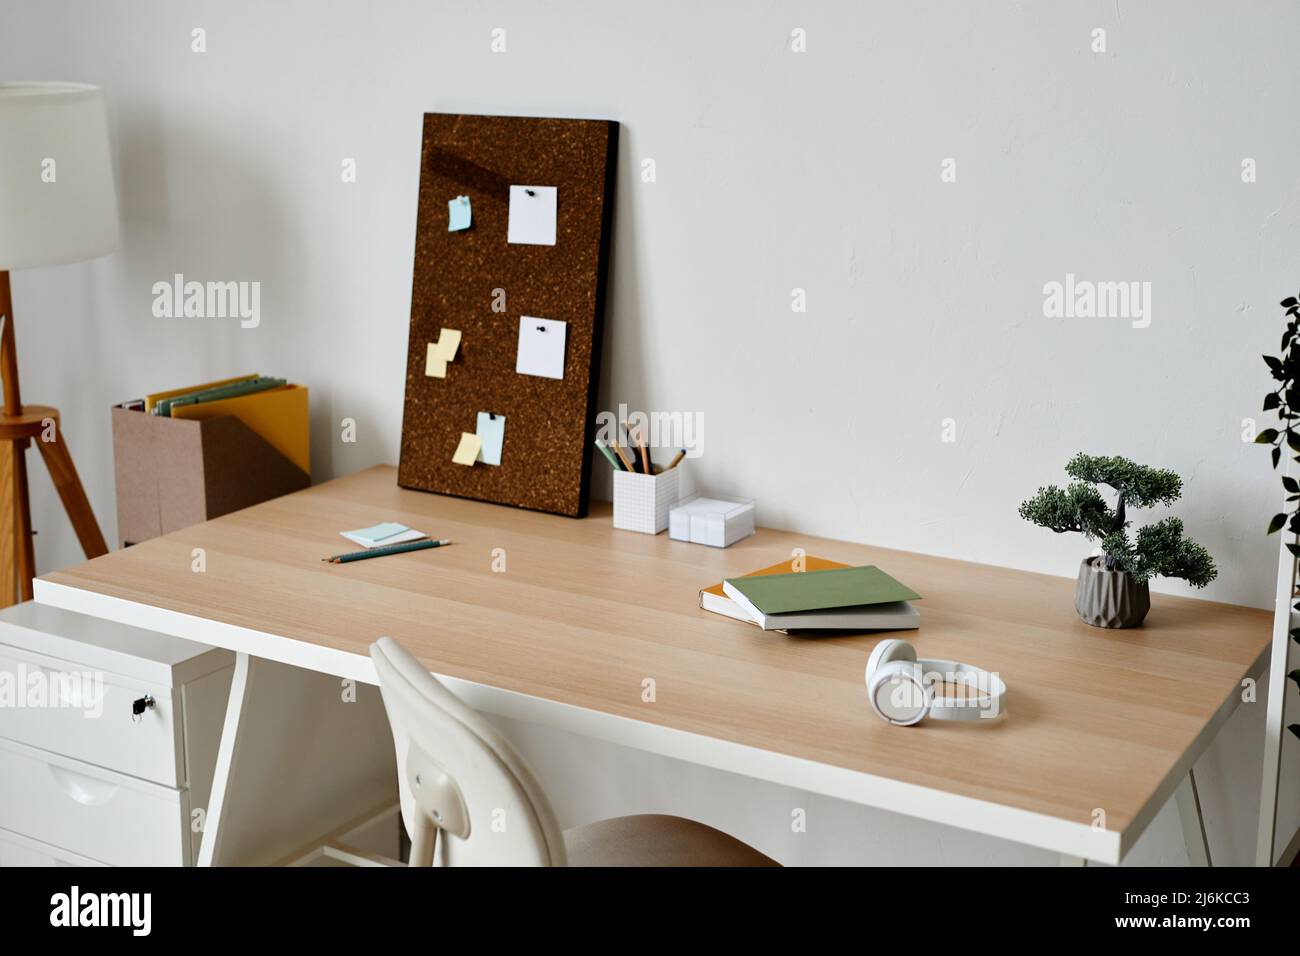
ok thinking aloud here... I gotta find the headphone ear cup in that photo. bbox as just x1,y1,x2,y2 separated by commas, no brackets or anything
865,641,927,726
866,639,917,680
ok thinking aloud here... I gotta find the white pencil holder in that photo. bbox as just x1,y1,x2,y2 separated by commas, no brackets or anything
612,466,681,534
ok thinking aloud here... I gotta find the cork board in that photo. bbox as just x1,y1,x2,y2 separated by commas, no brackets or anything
398,113,618,517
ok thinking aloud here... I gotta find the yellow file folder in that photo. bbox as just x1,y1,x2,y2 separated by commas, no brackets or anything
170,384,310,475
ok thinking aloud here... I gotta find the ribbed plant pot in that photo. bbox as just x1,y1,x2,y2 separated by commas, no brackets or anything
1074,557,1150,628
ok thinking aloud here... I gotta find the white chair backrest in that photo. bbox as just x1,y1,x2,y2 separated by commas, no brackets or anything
369,637,567,866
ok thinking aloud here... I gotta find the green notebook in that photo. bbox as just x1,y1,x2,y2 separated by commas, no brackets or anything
723,565,921,615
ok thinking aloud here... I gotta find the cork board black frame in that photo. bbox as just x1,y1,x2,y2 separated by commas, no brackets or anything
398,113,618,517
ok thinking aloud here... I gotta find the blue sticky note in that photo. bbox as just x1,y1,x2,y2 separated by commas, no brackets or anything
475,412,505,466
353,522,408,543
448,195,472,231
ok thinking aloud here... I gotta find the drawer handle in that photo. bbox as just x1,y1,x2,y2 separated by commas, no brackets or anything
48,766,120,807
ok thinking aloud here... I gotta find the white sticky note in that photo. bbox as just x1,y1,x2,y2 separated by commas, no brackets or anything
507,185,557,246
515,316,567,379
475,412,506,466
452,432,482,466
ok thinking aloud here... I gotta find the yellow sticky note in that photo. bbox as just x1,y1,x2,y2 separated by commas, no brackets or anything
425,328,462,378
433,328,461,360
452,431,482,466
425,344,447,378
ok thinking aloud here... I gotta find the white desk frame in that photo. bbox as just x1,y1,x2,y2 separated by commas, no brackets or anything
35,578,1238,866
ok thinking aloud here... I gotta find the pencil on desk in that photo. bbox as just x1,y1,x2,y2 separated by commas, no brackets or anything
667,448,687,469
323,539,452,563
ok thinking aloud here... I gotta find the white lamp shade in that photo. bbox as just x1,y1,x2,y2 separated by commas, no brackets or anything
0,82,121,270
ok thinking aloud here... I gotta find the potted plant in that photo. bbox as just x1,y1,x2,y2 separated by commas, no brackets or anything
1253,292,1300,743
1018,454,1217,627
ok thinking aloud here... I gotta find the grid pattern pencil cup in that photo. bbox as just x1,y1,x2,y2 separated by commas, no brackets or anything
612,466,681,534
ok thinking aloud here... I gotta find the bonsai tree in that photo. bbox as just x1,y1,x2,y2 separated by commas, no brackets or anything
1018,453,1217,587
1254,292,1300,738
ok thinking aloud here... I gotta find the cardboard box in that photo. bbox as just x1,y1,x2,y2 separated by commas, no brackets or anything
111,406,310,547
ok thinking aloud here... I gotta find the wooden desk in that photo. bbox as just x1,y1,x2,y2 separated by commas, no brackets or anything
35,465,1270,864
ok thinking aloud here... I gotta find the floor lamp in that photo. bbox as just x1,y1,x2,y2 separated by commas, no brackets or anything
0,83,116,606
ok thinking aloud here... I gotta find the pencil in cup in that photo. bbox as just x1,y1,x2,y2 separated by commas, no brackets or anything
595,438,625,470
611,440,636,472
625,421,651,474
323,539,453,563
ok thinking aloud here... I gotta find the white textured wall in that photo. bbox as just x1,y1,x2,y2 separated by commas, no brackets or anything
2,0,1296,864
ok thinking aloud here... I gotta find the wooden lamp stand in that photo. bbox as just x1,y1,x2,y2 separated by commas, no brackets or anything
0,270,107,607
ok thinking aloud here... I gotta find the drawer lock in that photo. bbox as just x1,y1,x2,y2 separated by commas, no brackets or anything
131,695,156,722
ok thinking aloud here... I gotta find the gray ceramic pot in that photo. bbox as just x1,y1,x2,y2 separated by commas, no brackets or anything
1074,556,1150,628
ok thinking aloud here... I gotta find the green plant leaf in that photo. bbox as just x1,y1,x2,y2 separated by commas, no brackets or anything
1284,476,1299,492
1286,542,1300,557
1283,297,1299,307
1289,669,1300,692
1290,724,1300,741
1264,392,1281,411
1274,446,1282,468
1254,428,1279,444
1269,513,1288,534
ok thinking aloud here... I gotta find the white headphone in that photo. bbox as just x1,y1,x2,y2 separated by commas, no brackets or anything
864,639,1007,726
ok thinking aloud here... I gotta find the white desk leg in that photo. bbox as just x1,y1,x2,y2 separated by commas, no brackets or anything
197,653,250,866
1175,769,1212,867
1058,854,1087,866
198,652,397,866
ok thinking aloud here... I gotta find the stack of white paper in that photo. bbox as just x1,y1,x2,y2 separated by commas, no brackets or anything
669,497,755,548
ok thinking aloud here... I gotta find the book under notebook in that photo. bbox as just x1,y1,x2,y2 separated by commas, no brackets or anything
721,564,921,631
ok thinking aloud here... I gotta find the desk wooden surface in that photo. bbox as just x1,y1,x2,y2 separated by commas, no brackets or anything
40,465,1270,857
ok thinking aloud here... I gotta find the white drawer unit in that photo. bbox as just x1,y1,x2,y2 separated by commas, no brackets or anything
0,602,233,866
0,827,106,867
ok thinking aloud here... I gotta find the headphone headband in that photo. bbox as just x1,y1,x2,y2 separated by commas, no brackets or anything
913,659,1007,722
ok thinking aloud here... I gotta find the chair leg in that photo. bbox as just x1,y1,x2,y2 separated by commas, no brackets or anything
12,439,34,602
0,440,14,607
1175,769,1212,867
409,818,436,867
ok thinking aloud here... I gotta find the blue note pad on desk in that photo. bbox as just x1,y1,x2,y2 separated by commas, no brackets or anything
341,522,427,549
